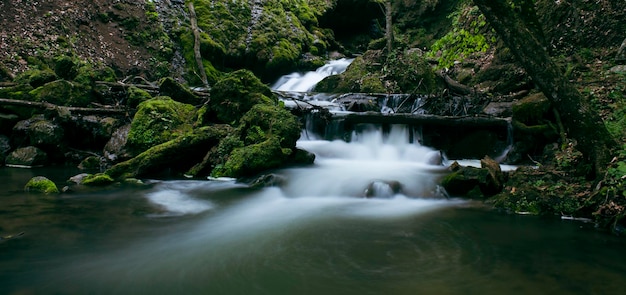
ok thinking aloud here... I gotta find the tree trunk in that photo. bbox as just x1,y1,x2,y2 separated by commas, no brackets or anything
473,0,616,176
385,1,393,54
188,2,210,88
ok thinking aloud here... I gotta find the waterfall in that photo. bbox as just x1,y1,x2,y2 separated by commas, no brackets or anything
271,58,354,92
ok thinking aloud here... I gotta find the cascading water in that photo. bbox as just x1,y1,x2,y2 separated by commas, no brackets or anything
271,58,354,92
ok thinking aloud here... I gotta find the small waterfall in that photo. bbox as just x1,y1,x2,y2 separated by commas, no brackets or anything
271,58,354,92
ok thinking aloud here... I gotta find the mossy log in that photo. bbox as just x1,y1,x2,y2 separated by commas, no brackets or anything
106,125,231,179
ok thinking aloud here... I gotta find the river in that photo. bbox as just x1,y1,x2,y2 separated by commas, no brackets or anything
1,61,626,294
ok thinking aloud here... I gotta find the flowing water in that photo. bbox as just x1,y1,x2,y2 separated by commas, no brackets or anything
2,61,626,294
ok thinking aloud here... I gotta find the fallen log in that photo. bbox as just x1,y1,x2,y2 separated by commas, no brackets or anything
337,112,510,129
0,98,129,116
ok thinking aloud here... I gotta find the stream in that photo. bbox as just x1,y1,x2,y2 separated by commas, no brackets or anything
1,60,626,294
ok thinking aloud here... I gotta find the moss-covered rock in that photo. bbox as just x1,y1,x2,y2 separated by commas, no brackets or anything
239,104,301,148
5,146,48,167
126,96,196,155
512,92,551,125
24,176,59,194
215,136,289,178
73,64,117,85
441,158,503,198
106,125,231,179
15,69,58,88
29,80,93,107
81,173,115,186
78,156,102,171
158,77,200,105
54,56,79,80
127,86,153,109
208,69,276,124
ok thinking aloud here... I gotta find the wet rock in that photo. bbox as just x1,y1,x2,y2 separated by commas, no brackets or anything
104,124,132,162
512,92,550,125
441,158,504,198
482,102,514,117
215,136,287,178
5,146,48,167
28,118,64,147
68,173,90,185
24,176,59,194
81,173,115,186
248,173,287,188
365,180,402,198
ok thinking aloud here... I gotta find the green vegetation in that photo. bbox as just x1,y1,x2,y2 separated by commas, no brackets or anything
426,4,493,69
81,173,115,186
126,97,196,154
24,176,59,194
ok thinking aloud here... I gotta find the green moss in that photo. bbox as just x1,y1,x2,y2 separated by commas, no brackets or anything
359,75,386,93
16,69,58,88
215,136,288,178
512,93,551,125
81,173,115,186
54,56,78,80
126,96,197,154
208,69,276,124
158,77,200,105
74,64,117,85
127,86,153,108
24,176,59,194
29,80,93,107
239,104,301,148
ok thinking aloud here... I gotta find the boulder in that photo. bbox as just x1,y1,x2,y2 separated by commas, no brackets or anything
364,180,402,198
81,173,115,186
512,92,551,125
29,80,92,107
5,146,48,167
215,136,288,178
207,69,276,124
441,158,504,198
24,176,59,194
126,97,196,155
239,104,301,148
78,156,102,171
158,77,200,105
68,173,90,185
104,124,132,162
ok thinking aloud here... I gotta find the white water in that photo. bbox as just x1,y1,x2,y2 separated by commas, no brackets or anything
272,58,354,92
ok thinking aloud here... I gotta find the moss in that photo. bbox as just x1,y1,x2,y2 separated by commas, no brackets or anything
15,69,58,88
158,77,200,105
359,75,386,93
74,64,117,85
81,173,115,186
126,96,196,155
24,176,59,194
127,86,152,108
512,92,551,125
239,104,301,148
208,69,276,124
54,56,78,80
78,156,101,170
29,80,93,107
106,125,230,179
215,136,288,178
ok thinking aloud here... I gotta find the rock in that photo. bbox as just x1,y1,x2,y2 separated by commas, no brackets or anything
78,156,102,171
126,97,196,155
106,125,230,179
248,173,287,188
81,173,115,186
68,173,90,185
28,80,92,107
5,146,48,167
65,115,121,149
364,180,402,198
482,102,514,117
207,69,276,124
215,136,287,178
616,38,626,64
239,104,301,148
158,77,199,105
24,176,59,194
512,92,551,125
104,124,132,162
127,86,153,108
441,159,504,198
27,118,64,147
